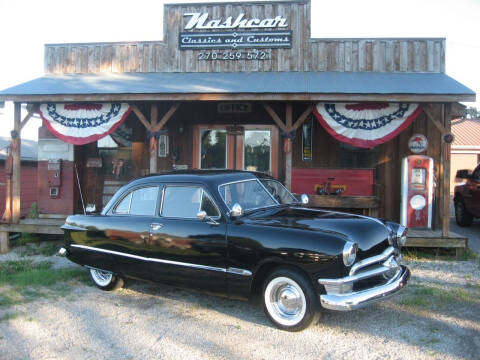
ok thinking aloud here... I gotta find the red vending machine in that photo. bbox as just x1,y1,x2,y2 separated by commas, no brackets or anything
400,155,434,229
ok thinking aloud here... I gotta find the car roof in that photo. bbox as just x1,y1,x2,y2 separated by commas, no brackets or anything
126,170,274,189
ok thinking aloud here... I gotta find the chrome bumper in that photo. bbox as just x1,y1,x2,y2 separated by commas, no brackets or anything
319,265,410,311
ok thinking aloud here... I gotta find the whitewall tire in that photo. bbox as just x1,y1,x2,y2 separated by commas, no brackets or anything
89,268,124,291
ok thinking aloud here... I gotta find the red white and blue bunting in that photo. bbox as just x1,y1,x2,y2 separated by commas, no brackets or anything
38,103,132,145
314,103,422,148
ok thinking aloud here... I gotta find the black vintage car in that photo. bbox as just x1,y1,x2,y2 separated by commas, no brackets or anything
61,170,410,331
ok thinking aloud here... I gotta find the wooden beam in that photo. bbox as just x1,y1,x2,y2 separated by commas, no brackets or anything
450,102,466,119
152,104,179,132
442,104,452,237
285,103,293,190
2,93,476,103
149,103,158,174
291,104,314,132
263,104,288,133
12,102,21,224
423,104,446,135
19,108,37,131
130,104,151,130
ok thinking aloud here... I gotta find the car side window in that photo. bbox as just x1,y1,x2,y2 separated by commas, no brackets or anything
130,187,159,216
201,192,220,218
161,186,220,219
115,193,132,214
162,186,202,219
473,166,480,181
113,186,159,215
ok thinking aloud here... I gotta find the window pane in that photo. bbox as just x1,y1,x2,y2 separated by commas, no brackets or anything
115,193,131,214
130,187,159,216
219,180,276,211
244,130,271,173
201,130,227,169
201,192,220,217
162,187,202,218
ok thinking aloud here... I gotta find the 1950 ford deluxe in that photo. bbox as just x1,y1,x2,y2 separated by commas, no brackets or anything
61,170,410,331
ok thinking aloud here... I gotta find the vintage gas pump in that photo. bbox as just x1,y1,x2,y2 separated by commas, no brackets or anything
47,160,62,198
400,155,434,229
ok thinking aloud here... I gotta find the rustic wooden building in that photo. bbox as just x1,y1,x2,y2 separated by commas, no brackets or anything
0,0,475,252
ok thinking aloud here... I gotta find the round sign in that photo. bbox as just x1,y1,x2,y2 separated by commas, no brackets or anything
444,133,454,144
410,195,426,210
408,134,428,153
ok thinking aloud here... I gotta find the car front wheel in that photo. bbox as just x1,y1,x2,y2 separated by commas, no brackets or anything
455,199,473,227
89,268,124,291
262,267,319,331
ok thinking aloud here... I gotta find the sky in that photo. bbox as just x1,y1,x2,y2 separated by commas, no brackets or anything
0,0,478,141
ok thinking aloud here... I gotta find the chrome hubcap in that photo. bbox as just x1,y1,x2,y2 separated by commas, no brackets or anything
265,277,306,326
90,269,113,287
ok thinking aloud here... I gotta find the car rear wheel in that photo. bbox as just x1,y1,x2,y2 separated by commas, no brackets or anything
262,267,319,331
89,268,124,291
455,199,473,227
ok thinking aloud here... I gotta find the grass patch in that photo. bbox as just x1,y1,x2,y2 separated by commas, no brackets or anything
403,247,477,262
400,283,479,308
0,312,22,322
0,260,90,308
17,242,62,257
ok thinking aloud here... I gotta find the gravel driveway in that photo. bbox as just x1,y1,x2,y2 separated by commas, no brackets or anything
0,250,479,360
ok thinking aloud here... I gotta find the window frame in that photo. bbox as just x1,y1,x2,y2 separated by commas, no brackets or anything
111,185,161,216
218,178,279,212
159,184,221,220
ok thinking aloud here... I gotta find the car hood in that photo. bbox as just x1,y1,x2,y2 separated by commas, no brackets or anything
243,206,390,251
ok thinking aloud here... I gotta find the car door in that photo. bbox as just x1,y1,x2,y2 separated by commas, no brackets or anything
145,184,228,296
104,185,161,279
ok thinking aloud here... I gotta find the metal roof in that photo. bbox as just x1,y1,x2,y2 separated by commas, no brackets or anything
0,136,37,161
452,118,480,147
0,71,475,102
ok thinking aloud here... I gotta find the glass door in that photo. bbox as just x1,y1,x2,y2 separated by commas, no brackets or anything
193,124,278,178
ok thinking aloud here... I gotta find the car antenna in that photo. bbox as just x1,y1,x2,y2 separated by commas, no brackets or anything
74,163,86,215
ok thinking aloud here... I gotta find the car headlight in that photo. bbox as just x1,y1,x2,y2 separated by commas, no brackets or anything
342,241,358,266
396,225,407,247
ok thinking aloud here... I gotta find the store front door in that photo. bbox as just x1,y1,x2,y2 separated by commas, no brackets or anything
193,124,278,178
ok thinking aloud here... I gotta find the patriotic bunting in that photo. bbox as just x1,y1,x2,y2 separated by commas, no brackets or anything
38,103,131,145
314,103,422,148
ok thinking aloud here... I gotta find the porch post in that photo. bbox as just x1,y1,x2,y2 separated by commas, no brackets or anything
442,104,451,237
12,102,21,223
149,103,158,174
285,103,293,190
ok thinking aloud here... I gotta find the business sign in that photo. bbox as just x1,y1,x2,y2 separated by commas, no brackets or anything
184,12,288,30
179,31,292,50
180,12,292,51
302,115,313,161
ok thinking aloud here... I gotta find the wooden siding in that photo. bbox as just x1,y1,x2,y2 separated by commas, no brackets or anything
0,162,37,218
44,1,445,74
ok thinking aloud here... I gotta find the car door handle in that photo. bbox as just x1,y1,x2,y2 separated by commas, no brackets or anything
150,223,164,231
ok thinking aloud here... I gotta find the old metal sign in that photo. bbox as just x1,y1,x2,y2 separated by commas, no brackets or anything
183,12,288,30
217,103,251,114
408,134,428,153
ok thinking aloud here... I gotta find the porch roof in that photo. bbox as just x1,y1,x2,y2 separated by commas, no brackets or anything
0,71,475,103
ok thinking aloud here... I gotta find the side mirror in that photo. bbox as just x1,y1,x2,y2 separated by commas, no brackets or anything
300,194,309,205
85,204,96,214
196,210,207,221
230,203,243,217
456,169,472,179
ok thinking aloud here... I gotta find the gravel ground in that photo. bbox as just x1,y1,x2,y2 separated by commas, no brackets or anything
0,250,479,360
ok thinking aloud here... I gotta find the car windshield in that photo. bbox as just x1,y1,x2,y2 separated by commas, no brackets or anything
260,179,298,205
219,178,298,212
219,179,277,211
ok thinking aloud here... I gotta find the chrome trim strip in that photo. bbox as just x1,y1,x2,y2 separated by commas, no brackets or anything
70,244,252,276
349,246,395,276
320,266,410,311
226,267,253,276
61,224,87,232
319,257,399,288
